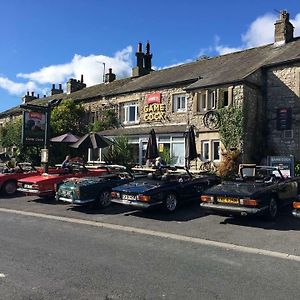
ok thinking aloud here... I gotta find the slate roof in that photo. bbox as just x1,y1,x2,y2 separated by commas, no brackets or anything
1,37,300,118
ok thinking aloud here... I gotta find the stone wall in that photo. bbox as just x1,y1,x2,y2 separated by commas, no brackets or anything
266,63,300,159
242,84,264,162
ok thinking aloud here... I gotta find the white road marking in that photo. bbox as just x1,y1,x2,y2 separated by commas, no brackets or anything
0,207,300,262
0,273,6,278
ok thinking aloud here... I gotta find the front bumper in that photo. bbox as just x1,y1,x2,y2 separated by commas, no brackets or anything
200,202,268,216
17,187,54,197
292,209,300,218
111,197,162,208
57,196,95,205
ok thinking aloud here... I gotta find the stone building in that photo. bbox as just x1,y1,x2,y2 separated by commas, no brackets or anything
0,11,300,166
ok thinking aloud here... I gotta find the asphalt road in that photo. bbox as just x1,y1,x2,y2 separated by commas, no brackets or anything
0,194,299,299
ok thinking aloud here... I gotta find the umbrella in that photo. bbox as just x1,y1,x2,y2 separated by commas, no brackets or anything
185,126,198,168
70,132,113,149
50,132,79,143
145,129,159,160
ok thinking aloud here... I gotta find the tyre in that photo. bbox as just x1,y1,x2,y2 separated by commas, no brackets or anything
163,193,178,212
94,190,111,209
2,180,17,196
265,197,278,220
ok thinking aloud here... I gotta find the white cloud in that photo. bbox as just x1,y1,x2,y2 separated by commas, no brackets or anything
0,77,37,95
215,12,300,55
1,46,133,98
293,13,300,36
242,13,276,48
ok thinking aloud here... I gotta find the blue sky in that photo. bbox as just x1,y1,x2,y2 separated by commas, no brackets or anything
0,0,299,112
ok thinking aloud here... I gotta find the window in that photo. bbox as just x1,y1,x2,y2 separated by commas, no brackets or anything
212,140,220,161
223,91,229,107
197,92,207,112
208,90,216,109
123,102,139,124
172,94,186,112
202,141,210,161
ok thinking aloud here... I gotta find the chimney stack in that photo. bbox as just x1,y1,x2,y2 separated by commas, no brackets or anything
105,68,116,83
66,75,86,94
51,83,64,95
132,41,153,77
274,10,294,46
22,91,38,103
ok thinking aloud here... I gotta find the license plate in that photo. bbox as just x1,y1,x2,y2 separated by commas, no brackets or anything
62,191,72,197
122,194,137,201
217,197,239,204
24,184,32,189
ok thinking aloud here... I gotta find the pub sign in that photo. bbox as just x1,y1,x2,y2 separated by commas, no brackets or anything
22,111,46,145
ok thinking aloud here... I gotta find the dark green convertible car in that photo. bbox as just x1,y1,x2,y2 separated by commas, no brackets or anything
55,166,132,208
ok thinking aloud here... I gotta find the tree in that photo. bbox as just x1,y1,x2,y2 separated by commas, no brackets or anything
103,135,135,169
89,109,119,132
50,99,87,136
0,118,42,165
0,118,22,148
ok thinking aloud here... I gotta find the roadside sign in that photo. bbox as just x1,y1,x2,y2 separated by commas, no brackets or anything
268,155,294,177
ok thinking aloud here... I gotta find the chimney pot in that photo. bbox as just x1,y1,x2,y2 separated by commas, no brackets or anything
138,42,142,52
59,84,62,90
31,92,34,97
81,74,84,83
52,84,55,89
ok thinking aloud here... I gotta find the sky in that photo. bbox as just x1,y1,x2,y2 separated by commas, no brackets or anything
0,0,299,112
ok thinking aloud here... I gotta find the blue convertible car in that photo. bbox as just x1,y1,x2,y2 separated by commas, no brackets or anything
110,167,220,212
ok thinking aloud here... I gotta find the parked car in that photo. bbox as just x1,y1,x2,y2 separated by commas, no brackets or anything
17,162,108,198
200,164,300,220
110,167,220,212
292,198,300,218
56,166,132,208
0,162,41,196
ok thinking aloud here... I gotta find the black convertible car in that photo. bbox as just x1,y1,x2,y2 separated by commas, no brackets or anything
200,164,300,220
292,198,300,218
110,167,220,212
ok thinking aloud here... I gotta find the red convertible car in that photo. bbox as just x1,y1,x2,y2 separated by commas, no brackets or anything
0,163,41,196
17,162,108,198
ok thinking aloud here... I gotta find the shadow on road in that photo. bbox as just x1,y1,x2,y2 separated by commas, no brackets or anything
28,197,67,205
67,203,133,215
218,207,300,231
123,201,208,222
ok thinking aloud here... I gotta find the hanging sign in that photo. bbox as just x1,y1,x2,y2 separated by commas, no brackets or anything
146,92,161,104
22,111,46,145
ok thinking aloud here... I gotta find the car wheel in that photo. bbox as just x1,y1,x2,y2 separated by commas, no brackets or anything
265,197,278,220
95,190,111,209
2,180,17,196
164,194,178,212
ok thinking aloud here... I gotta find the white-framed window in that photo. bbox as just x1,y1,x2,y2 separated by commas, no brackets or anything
197,92,207,112
172,94,187,112
212,140,220,161
223,90,229,107
123,102,139,124
208,90,216,109
201,141,210,161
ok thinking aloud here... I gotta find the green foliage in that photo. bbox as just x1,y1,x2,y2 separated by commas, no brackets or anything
295,161,300,177
218,106,244,150
89,109,118,132
0,119,42,164
0,118,22,147
50,100,87,136
103,135,135,169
